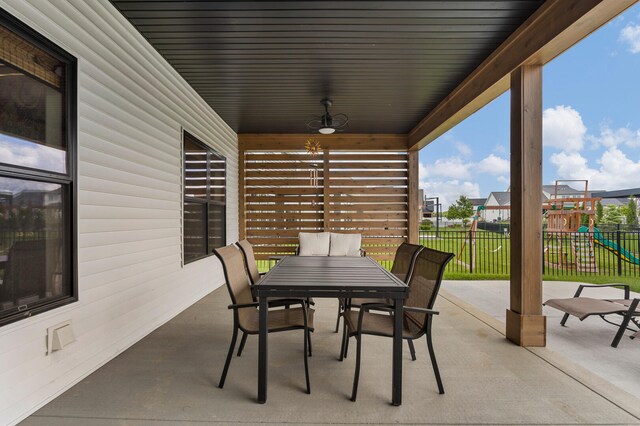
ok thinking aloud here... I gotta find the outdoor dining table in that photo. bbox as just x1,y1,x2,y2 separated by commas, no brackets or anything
252,255,409,405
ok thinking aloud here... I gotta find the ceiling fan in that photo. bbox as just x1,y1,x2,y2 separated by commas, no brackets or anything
306,98,349,134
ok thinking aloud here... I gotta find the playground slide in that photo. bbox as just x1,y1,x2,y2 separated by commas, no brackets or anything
578,226,640,265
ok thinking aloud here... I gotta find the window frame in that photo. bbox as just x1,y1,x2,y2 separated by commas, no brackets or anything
182,131,227,264
0,9,77,327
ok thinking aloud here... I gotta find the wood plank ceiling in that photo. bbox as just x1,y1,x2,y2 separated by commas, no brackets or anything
111,1,544,134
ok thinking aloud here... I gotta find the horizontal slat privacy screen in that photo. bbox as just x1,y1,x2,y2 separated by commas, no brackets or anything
241,150,409,262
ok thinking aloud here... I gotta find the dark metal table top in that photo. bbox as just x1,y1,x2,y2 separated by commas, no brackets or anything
253,256,408,297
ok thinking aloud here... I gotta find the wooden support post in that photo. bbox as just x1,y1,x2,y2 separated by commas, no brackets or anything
507,65,546,347
239,146,246,240
407,151,419,244
323,149,331,232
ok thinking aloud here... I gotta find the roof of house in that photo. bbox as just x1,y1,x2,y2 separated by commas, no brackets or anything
469,198,487,207
487,192,511,206
542,184,585,196
592,188,640,199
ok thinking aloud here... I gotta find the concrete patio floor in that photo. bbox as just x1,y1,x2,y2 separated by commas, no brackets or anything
444,280,640,400
22,285,640,425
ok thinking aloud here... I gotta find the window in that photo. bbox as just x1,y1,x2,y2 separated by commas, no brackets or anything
0,11,76,326
183,132,226,263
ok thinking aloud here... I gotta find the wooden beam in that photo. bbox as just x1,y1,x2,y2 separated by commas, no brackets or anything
408,0,636,151
323,149,331,232
239,134,407,151
507,65,545,347
407,151,419,244
238,147,246,240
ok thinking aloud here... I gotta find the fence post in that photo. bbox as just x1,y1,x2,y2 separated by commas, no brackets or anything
541,231,545,275
468,229,473,274
616,228,622,276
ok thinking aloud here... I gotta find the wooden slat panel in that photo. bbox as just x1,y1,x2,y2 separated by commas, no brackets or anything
247,237,300,245
329,187,407,195
246,221,323,228
246,170,324,178
330,179,407,186
330,162,408,169
329,195,406,203
330,170,406,178
328,203,407,211
247,195,323,203
246,153,322,161
326,213,407,220
246,212,323,220
245,179,324,187
247,229,407,237
249,187,322,195
245,162,323,170
327,154,408,161
329,220,407,228
246,204,323,212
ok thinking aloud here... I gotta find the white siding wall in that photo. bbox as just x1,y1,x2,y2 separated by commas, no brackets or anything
0,1,238,423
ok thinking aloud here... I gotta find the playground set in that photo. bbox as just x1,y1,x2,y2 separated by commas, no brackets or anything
456,180,639,272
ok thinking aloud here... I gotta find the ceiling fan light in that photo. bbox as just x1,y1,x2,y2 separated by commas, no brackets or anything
319,127,335,134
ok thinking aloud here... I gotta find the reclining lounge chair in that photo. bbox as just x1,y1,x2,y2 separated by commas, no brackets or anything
544,284,639,348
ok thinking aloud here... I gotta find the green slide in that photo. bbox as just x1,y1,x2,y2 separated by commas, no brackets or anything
578,226,640,265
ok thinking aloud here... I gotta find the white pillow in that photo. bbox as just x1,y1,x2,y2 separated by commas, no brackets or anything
329,233,362,257
298,232,331,256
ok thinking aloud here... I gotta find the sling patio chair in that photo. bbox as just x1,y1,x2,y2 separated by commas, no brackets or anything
214,244,314,393
340,246,454,401
236,239,314,357
336,243,424,359
544,284,639,348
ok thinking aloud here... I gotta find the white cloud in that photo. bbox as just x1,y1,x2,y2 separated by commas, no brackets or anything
477,154,509,176
422,156,472,179
493,144,507,154
418,178,480,208
455,142,472,157
589,124,640,148
549,147,640,190
620,23,640,53
543,105,586,152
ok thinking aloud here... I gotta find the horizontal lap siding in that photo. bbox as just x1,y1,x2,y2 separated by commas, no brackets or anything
0,0,238,424
243,149,408,262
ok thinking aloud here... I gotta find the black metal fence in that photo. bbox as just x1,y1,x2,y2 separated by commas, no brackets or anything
419,228,640,277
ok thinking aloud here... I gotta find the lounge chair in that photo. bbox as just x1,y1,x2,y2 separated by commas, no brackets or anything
340,246,454,401
544,284,639,347
213,244,314,392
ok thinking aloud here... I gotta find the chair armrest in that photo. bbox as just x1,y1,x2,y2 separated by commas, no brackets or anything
574,284,630,299
359,302,394,313
404,306,439,316
228,302,259,310
228,299,306,310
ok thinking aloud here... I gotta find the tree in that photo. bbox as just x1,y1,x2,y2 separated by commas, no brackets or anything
602,205,624,225
445,195,475,228
595,200,604,225
626,197,638,226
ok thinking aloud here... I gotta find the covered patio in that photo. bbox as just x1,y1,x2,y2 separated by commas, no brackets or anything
23,287,640,425
0,0,638,424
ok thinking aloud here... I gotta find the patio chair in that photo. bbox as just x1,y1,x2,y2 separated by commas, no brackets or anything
544,284,640,348
336,243,423,360
341,246,454,401
214,245,314,393
236,239,314,357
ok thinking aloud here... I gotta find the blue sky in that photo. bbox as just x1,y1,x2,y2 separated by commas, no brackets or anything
419,3,640,207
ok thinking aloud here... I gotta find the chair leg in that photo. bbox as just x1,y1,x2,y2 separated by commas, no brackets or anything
560,313,570,326
611,299,639,348
219,326,238,388
236,332,248,357
407,339,417,361
302,306,311,394
425,316,444,395
351,334,362,401
344,331,350,359
335,301,342,333
307,328,313,357
339,321,348,361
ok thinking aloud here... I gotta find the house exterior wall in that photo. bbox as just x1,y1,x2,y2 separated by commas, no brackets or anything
0,1,238,423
